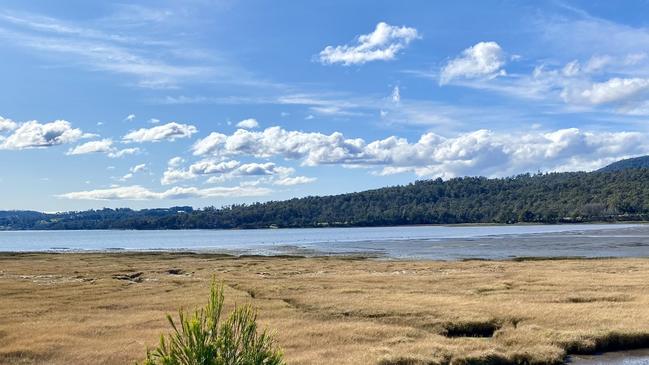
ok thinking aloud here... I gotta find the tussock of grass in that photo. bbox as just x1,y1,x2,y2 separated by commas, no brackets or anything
142,280,284,365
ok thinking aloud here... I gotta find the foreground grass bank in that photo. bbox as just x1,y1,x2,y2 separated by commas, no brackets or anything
1,253,649,364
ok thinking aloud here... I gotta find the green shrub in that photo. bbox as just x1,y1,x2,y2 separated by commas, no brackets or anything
142,280,285,365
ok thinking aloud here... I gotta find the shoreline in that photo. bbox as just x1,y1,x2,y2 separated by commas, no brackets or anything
0,250,632,263
0,220,646,232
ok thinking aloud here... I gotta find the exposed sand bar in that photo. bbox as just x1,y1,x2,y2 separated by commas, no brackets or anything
1,253,649,364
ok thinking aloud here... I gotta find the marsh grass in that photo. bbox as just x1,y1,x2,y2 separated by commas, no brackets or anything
3,254,649,365
142,280,284,365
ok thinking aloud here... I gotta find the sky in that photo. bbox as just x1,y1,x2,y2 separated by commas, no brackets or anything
2,0,649,211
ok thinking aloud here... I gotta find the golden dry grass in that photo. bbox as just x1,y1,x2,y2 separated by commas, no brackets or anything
1,253,649,364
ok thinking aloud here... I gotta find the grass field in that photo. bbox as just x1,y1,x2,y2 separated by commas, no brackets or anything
1,253,649,364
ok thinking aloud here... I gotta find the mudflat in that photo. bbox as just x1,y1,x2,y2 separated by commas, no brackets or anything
1,253,649,365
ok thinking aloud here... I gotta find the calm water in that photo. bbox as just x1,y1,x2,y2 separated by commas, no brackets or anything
1,223,649,259
569,349,649,364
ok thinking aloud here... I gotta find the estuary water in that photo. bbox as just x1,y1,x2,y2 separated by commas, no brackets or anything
1,223,649,260
568,349,649,364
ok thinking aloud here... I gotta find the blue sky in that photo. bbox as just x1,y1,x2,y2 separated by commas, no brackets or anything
2,0,649,211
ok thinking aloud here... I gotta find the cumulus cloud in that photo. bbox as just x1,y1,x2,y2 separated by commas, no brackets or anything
440,41,506,85
123,122,197,143
192,127,368,166
319,22,419,65
0,116,17,132
235,118,259,129
190,160,240,176
431,46,649,116
0,120,87,150
120,163,147,181
561,77,649,105
274,176,317,186
58,185,271,200
192,132,227,155
161,159,240,185
167,156,184,167
190,125,649,179
67,139,114,155
107,147,141,158
236,162,284,176
160,168,195,185
161,159,300,186
66,139,142,158
124,114,136,122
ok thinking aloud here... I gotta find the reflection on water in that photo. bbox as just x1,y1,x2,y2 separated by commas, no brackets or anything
569,349,649,364
1,223,649,260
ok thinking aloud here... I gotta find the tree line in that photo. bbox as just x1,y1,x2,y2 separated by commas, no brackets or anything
2,169,649,230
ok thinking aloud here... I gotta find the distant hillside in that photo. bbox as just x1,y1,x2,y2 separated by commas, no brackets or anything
2,169,649,230
599,156,649,172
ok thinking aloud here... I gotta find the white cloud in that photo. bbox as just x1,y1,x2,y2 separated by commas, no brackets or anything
167,156,184,167
67,139,114,155
160,168,195,185
236,162,285,176
0,116,17,132
235,118,259,129
124,114,136,122
161,159,240,185
67,139,142,158
120,173,134,181
190,125,649,179
120,163,147,181
391,86,401,103
190,160,241,175
107,147,141,158
319,22,419,65
192,127,368,166
192,132,227,155
123,122,197,142
0,11,220,89
562,60,581,77
274,176,317,186
0,120,87,150
309,106,362,117
58,184,271,200
427,49,649,116
561,77,649,105
161,160,298,185
130,163,147,173
440,41,506,85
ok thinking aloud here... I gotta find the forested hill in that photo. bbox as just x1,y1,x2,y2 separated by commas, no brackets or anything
598,155,649,172
2,169,649,230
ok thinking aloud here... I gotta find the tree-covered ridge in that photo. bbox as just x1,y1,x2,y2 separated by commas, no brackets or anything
598,155,649,172
2,169,649,230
